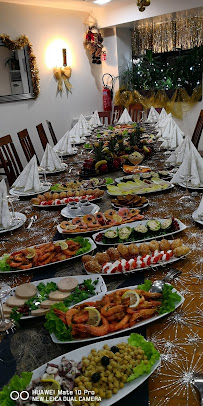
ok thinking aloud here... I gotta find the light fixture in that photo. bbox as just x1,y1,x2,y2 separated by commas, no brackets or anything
52,47,72,93
137,0,150,12
94,0,112,4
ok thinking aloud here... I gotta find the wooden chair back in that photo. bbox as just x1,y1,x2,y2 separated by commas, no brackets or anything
36,123,49,150
18,129,39,165
98,111,111,125
0,135,23,186
112,105,123,124
129,103,143,122
191,110,203,150
46,120,58,145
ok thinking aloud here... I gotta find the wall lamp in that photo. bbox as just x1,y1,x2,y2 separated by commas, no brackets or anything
53,48,72,92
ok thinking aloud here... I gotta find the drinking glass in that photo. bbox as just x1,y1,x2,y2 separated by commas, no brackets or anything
179,175,193,202
0,284,12,332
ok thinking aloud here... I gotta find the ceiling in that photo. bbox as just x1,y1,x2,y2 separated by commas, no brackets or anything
0,0,131,11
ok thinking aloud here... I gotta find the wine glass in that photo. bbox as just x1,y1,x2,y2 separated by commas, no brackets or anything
179,175,193,202
0,284,12,332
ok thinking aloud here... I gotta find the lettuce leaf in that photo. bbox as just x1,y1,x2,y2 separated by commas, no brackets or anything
0,254,11,272
127,333,160,382
44,302,72,341
158,284,181,314
73,237,91,256
0,372,32,406
137,280,152,291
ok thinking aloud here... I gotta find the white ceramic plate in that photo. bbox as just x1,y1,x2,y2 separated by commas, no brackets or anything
9,183,51,197
122,165,152,174
61,204,100,219
107,184,174,196
84,247,190,276
0,212,26,234
57,215,143,235
55,148,78,157
32,196,102,209
0,237,96,274
111,201,149,210
93,218,187,246
51,284,184,344
31,335,160,406
178,182,203,191
3,274,106,320
38,163,68,174
192,210,203,225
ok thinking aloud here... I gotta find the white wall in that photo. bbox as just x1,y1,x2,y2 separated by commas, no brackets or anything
0,2,103,165
97,0,203,28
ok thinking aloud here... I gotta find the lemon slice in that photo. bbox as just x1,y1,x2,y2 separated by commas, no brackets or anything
113,214,123,223
55,241,68,250
122,290,140,308
84,307,101,326
40,378,61,404
26,248,36,259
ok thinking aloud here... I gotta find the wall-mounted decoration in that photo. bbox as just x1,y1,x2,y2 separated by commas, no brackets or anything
0,34,40,102
132,10,203,55
53,66,72,92
85,26,103,64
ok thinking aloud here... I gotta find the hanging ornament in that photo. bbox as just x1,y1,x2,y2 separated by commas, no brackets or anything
137,0,150,12
84,25,104,64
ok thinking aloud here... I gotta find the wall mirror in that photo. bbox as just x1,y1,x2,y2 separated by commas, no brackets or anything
0,35,40,103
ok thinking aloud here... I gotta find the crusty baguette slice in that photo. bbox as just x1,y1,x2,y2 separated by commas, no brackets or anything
15,283,37,299
49,290,71,301
40,300,61,308
31,308,49,317
57,277,78,292
6,296,25,308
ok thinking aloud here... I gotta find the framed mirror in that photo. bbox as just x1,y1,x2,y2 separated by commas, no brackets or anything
0,34,40,103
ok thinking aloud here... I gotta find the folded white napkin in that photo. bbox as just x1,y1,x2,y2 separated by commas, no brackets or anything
117,108,132,124
40,144,63,171
89,110,102,127
193,196,203,218
54,131,76,154
171,146,203,187
158,108,167,121
146,106,159,123
69,121,87,144
166,136,192,165
12,156,41,192
0,179,11,228
156,113,173,137
160,124,184,150
78,114,92,134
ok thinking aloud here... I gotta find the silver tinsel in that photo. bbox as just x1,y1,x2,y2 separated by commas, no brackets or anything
152,351,203,406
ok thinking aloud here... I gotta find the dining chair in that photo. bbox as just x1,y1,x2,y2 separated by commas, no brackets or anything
191,110,203,152
36,123,49,150
129,103,143,122
46,120,58,145
0,135,23,186
112,105,124,124
17,129,40,165
98,111,111,125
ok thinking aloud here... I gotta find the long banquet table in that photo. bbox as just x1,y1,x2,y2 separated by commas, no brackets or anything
0,143,202,406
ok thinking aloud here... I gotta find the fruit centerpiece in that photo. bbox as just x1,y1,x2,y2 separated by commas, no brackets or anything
81,127,153,177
